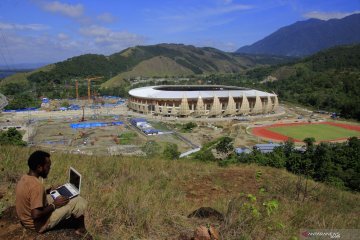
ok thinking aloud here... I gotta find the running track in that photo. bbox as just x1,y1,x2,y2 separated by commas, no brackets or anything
251,122,360,142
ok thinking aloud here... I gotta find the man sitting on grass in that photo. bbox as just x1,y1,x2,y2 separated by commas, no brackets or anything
15,150,88,235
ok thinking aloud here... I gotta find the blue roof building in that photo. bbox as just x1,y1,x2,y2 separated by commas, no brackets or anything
130,118,147,126
143,129,159,135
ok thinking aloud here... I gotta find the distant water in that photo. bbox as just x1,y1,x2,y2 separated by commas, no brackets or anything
0,70,30,79
0,71,16,78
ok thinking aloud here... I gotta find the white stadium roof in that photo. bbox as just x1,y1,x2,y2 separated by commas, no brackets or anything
129,85,275,100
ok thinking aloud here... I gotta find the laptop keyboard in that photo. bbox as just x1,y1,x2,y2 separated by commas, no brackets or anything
57,186,73,197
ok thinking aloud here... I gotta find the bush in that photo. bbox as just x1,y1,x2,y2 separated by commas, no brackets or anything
194,149,215,162
216,137,234,154
0,128,27,146
182,122,197,132
142,141,161,157
162,143,180,160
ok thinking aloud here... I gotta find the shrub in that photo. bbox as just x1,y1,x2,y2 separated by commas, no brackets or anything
142,141,161,157
162,143,180,160
194,149,215,162
0,128,27,146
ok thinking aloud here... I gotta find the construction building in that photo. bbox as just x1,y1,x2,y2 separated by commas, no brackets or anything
128,85,279,117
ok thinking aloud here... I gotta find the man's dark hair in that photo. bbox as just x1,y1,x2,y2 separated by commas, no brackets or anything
28,150,50,171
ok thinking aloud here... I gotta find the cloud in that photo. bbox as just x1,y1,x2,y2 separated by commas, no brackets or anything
57,33,69,40
162,4,253,21
167,17,236,33
221,0,233,5
0,31,84,64
303,11,360,20
42,1,84,18
0,22,49,31
80,25,109,36
97,13,117,23
203,4,253,17
79,25,146,53
153,2,253,33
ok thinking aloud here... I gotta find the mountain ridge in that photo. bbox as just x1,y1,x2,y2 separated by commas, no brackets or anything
237,13,360,56
0,44,292,97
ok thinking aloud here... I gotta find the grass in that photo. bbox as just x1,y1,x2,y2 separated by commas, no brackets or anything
1,145,359,239
148,121,171,131
267,124,360,141
118,131,138,144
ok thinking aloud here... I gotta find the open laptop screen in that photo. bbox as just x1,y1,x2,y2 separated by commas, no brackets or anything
69,168,81,190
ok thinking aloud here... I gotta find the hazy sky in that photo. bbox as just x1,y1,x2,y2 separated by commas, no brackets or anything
0,0,359,65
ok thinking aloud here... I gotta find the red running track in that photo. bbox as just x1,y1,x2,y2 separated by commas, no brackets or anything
251,122,360,142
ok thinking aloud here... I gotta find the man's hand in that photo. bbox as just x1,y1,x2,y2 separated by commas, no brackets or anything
53,195,69,209
46,185,61,194
31,195,69,219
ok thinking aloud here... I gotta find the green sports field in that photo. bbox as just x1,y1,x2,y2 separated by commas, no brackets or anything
268,124,360,141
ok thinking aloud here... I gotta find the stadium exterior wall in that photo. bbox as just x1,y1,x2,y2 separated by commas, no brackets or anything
128,85,279,117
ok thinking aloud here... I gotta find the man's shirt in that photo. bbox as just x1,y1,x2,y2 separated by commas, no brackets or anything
15,175,48,231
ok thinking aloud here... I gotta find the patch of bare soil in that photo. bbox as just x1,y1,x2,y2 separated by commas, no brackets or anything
181,167,260,205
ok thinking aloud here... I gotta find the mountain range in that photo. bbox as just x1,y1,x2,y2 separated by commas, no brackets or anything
237,13,360,57
0,44,292,91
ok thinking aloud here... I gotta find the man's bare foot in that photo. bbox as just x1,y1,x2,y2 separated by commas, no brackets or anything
75,228,87,236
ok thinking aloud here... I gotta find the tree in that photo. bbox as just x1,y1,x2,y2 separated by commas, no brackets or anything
163,143,180,160
303,137,316,153
5,93,40,110
61,101,70,108
182,122,197,132
216,137,234,155
194,149,215,162
282,138,295,158
142,141,161,158
0,127,27,146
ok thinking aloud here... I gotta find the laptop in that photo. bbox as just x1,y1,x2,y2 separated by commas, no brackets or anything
50,167,81,199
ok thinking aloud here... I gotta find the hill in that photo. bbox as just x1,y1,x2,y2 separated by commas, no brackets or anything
102,44,252,88
0,145,359,239
237,13,360,56
0,44,292,100
254,44,360,120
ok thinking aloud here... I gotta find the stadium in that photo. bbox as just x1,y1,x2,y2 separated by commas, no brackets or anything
128,85,279,117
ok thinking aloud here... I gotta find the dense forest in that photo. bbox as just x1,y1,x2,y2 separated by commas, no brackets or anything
202,44,360,120
263,44,360,120
212,137,360,192
243,137,360,192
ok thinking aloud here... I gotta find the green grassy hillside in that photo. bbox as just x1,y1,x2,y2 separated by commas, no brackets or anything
0,64,54,89
0,65,55,109
102,56,193,88
0,44,292,100
103,44,255,87
1,146,359,239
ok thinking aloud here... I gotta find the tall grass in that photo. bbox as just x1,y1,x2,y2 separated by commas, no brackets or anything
0,146,216,239
1,146,359,239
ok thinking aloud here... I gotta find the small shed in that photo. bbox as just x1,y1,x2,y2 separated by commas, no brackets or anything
130,118,147,126
143,129,159,135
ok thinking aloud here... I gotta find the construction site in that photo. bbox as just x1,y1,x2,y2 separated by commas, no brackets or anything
0,81,328,157
1,96,321,158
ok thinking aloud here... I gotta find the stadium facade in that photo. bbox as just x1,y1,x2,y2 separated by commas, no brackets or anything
128,85,279,117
